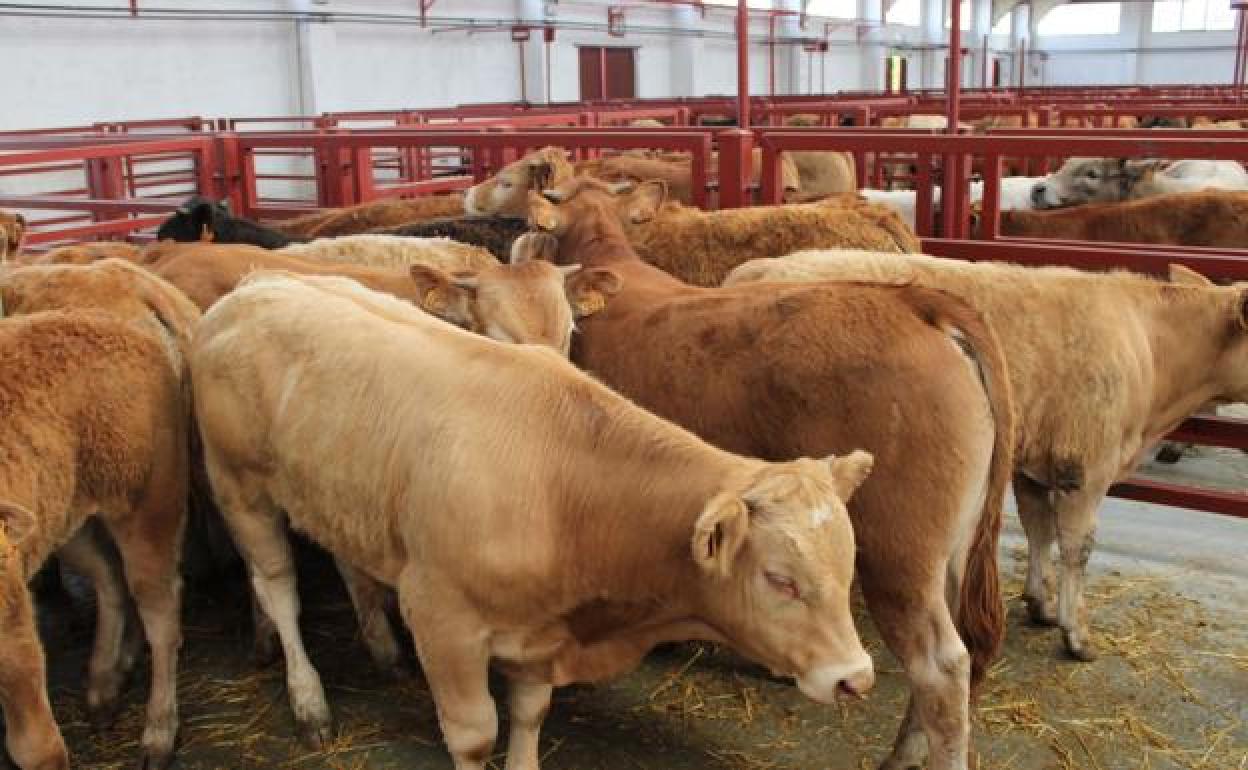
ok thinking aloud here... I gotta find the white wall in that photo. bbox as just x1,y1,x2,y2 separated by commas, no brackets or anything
0,0,1242,133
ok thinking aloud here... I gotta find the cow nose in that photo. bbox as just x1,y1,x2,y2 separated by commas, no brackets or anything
837,666,875,698
796,656,875,704
1030,184,1047,208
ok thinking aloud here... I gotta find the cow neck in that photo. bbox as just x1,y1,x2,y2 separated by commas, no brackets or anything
555,206,688,290
553,388,751,604
1138,284,1236,439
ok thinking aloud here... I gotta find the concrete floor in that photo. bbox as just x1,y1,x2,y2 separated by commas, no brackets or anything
8,450,1247,770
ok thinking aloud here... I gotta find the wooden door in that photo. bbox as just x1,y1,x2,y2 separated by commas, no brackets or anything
579,47,636,101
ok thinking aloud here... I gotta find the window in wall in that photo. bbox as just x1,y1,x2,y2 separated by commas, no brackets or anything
886,0,921,27
1036,2,1121,35
992,12,1011,36
945,0,971,30
1152,0,1236,32
806,0,857,18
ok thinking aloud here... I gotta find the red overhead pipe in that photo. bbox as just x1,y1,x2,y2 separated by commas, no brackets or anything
947,0,963,134
737,0,749,128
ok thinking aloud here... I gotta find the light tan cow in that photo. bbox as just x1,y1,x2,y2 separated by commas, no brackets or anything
725,251,1248,660
17,241,142,266
144,241,592,355
192,271,875,769
0,310,190,770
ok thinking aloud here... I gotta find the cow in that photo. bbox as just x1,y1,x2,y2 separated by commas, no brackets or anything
0,309,190,770
276,234,496,272
143,241,595,355
723,250,1248,661
522,178,1017,770
861,176,1045,230
1,210,27,262
17,241,142,266
262,195,466,239
997,190,1248,247
156,196,297,248
191,270,876,768
1030,157,1248,209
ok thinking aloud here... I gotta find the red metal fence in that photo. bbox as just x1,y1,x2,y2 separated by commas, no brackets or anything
0,94,1245,517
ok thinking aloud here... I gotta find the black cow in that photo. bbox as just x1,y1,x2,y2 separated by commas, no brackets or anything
157,196,297,248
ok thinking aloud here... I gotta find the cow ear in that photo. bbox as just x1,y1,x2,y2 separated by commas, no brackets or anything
1238,288,1248,332
528,193,562,233
0,500,36,547
626,181,665,224
1168,263,1214,287
824,450,874,502
565,267,621,319
692,495,749,579
511,232,559,264
410,264,474,326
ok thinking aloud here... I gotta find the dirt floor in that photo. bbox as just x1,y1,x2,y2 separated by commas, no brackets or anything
10,451,1248,770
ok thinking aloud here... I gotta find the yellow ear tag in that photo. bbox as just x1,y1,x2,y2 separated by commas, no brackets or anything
577,293,606,318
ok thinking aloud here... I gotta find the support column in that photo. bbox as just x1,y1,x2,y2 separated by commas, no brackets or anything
670,4,703,97
859,0,887,92
970,0,991,88
1011,2,1031,88
921,0,945,89
517,0,549,103
776,0,803,95
291,0,338,113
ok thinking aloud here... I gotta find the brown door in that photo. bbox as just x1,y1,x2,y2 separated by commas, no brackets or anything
579,47,636,101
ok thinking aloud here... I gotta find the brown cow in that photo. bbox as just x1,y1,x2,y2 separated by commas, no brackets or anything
614,185,919,287
263,194,466,239
17,241,142,266
725,251,1248,660
996,190,1248,247
0,310,189,770
523,178,1016,770
192,270,875,768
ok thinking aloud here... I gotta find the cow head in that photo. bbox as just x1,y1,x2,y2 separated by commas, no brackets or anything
1168,264,1248,402
691,451,875,703
527,177,664,240
157,196,230,243
0,210,27,263
464,147,577,218
410,254,619,356
1030,157,1130,209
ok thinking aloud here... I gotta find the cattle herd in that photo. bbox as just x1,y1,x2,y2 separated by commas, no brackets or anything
0,141,1245,770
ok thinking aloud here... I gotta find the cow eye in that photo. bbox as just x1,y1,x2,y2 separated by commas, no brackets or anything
764,571,801,601
1086,169,1100,179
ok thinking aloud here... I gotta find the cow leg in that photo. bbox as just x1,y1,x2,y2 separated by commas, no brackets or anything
1014,473,1058,626
397,568,497,770
207,456,332,747
57,525,135,727
101,495,186,770
504,680,552,770
250,589,280,666
334,557,402,675
868,585,970,770
1,580,70,770
1053,484,1104,662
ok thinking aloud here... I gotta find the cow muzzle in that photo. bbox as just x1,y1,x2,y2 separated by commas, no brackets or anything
796,655,875,704
1030,182,1057,209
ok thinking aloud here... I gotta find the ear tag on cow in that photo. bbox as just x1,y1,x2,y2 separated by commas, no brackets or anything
423,289,448,315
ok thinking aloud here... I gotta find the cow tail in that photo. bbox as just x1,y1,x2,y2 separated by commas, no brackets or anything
936,295,1015,692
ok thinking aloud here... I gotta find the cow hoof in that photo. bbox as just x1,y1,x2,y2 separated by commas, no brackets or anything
137,728,176,770
297,718,334,750
1024,597,1059,627
1062,630,1098,662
